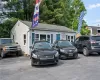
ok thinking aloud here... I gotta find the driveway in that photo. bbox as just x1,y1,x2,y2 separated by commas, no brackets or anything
0,54,100,80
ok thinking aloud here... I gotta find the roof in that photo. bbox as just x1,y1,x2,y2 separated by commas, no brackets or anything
88,26,100,29
78,35,100,37
0,38,12,39
20,20,75,33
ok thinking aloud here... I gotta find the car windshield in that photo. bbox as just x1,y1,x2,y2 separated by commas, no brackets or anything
91,36,100,41
1,39,13,44
34,42,52,49
58,41,73,47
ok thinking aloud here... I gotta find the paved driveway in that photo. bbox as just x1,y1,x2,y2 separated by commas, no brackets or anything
0,54,100,80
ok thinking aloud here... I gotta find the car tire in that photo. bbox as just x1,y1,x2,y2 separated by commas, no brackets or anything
31,58,34,67
1,51,5,58
74,53,78,59
98,53,100,55
83,47,89,56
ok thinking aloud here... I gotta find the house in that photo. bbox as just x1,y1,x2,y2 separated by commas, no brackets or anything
11,20,76,55
87,26,100,35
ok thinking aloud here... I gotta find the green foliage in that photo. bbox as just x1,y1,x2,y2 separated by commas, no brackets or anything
80,20,90,35
81,28,90,35
0,0,89,38
0,18,18,38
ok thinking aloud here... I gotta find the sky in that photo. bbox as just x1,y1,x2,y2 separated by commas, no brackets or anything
83,0,100,26
0,0,100,26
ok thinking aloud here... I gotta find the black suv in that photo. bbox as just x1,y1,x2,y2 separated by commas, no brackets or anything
74,35,100,56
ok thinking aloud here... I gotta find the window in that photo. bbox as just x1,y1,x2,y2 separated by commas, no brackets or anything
84,37,89,40
1,39,12,44
79,37,84,41
98,30,100,33
67,36,70,41
91,36,100,41
75,38,79,44
71,36,73,42
35,34,39,41
13,35,14,42
66,35,68,40
34,42,52,49
58,41,73,47
23,34,26,45
47,35,50,43
40,34,46,41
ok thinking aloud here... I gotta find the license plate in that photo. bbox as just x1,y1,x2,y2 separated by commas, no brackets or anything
40,56,54,60
69,53,73,56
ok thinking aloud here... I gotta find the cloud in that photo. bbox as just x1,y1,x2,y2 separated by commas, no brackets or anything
96,19,100,23
87,3,100,9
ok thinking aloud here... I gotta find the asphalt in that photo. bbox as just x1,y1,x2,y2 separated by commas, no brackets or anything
0,54,100,80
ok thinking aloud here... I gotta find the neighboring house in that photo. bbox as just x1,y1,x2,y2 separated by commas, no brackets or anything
87,26,100,35
11,20,76,55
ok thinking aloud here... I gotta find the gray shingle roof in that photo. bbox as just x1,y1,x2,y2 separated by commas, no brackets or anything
88,26,100,29
20,20,75,33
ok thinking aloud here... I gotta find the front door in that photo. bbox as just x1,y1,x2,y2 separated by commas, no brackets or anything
56,34,60,40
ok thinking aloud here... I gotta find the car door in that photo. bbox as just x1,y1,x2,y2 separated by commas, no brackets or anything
74,37,84,51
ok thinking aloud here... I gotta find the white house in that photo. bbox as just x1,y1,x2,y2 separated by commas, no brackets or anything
87,26,100,35
11,20,76,55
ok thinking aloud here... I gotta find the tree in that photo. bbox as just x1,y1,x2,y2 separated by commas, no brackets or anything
70,0,86,30
0,18,18,37
2,0,88,36
81,20,90,35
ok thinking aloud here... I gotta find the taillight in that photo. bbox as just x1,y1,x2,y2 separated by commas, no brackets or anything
90,40,96,44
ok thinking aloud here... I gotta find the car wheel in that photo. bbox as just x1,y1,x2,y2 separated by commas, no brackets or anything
1,51,5,58
74,53,78,59
98,53,100,55
83,47,89,56
31,58,34,67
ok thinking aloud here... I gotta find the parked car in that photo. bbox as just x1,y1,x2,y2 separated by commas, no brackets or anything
0,38,22,58
30,41,59,66
74,35,100,56
52,40,78,59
